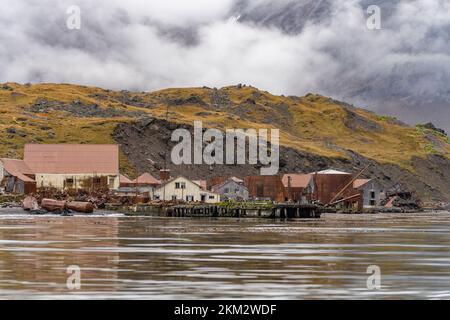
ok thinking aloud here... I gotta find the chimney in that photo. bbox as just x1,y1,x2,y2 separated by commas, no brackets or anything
160,169,171,181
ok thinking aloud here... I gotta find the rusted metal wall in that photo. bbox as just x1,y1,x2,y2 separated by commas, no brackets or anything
244,176,287,202
288,187,307,202
313,173,363,210
24,181,37,194
313,174,351,204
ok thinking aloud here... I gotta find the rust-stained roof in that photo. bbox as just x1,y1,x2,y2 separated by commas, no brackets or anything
133,173,161,185
354,179,372,189
282,174,313,188
24,144,119,174
193,180,207,190
0,158,35,182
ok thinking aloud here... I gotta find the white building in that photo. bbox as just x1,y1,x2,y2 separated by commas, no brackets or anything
354,179,386,207
23,144,120,190
154,176,220,203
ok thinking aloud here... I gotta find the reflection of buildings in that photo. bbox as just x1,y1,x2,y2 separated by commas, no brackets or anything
0,217,120,295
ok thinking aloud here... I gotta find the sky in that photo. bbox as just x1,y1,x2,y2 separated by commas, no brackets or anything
0,0,449,131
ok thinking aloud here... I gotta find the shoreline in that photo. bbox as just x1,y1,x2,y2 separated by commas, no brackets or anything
1,207,449,219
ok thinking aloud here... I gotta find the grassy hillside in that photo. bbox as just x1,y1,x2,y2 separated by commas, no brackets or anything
1,83,448,162
1,82,449,197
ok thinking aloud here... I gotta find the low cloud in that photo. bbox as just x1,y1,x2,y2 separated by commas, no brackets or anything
0,0,449,131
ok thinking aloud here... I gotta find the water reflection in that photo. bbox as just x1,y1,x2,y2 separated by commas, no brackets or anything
0,210,449,299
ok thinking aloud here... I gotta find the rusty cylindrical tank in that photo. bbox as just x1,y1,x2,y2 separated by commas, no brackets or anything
41,199,67,212
67,201,94,214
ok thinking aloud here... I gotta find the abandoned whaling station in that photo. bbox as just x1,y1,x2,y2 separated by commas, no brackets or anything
0,143,421,217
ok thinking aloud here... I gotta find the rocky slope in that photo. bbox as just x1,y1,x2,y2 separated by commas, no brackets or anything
0,82,449,202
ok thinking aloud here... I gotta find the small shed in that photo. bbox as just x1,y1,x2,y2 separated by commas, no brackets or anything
0,158,36,194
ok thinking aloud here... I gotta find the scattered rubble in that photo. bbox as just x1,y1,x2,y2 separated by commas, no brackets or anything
384,191,422,211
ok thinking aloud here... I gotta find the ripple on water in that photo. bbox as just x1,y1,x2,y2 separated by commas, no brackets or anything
0,212,450,299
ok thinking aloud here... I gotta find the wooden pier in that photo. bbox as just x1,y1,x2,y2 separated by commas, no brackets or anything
169,203,321,219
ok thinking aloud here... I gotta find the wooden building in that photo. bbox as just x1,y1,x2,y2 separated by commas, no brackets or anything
0,158,36,194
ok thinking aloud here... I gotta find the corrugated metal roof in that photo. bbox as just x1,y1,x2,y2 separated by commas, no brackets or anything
354,178,372,189
133,173,161,185
24,144,119,174
0,158,35,182
282,174,312,188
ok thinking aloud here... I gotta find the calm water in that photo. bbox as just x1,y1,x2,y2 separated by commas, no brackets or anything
0,209,450,300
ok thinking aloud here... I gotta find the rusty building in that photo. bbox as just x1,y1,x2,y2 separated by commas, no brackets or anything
311,169,363,211
244,175,287,202
281,173,315,203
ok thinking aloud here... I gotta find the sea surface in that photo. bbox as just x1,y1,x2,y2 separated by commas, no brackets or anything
0,208,450,300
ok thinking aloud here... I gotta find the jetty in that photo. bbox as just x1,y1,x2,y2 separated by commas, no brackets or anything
113,202,321,219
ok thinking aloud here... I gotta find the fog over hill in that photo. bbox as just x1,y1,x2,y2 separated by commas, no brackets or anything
0,0,449,131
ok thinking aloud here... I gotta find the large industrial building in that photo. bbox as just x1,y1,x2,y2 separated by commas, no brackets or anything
1,144,120,193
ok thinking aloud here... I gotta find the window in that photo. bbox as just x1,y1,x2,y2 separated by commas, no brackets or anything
172,195,177,201
224,188,229,193
65,178,74,188
370,191,376,199
108,177,115,188
175,182,186,189
209,195,215,200
370,200,376,206
186,195,194,202
93,177,101,184
154,195,160,200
